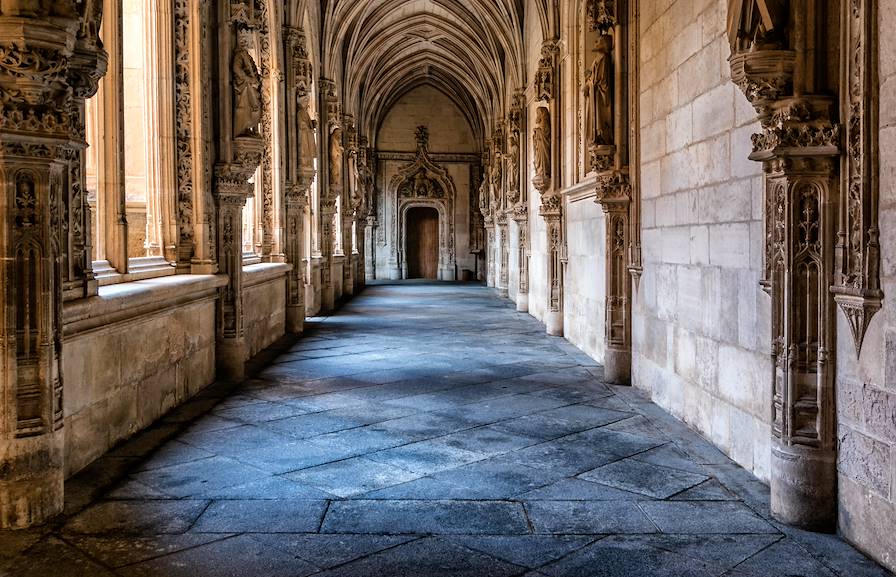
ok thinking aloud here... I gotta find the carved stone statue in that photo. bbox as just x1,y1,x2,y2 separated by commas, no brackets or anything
297,93,317,172
727,0,787,53
232,37,262,137
533,107,551,181
507,131,520,197
490,152,502,209
584,34,613,147
329,126,344,191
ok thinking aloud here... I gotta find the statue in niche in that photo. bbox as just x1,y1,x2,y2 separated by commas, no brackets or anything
584,34,614,148
329,126,344,191
533,107,551,181
507,131,520,200
297,93,317,172
727,0,788,53
232,34,262,137
490,152,502,209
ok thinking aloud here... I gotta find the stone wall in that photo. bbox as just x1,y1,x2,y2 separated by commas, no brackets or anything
243,265,290,360
373,86,478,279
632,0,772,480
60,266,288,478
836,0,896,568
61,276,225,476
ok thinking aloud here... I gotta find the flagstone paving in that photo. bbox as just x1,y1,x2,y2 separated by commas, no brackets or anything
2,282,891,576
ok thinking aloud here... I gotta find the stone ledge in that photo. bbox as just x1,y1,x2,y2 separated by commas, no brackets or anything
561,177,598,203
63,274,228,337
243,262,292,288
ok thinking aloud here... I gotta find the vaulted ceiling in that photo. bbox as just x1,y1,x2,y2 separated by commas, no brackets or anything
319,0,531,148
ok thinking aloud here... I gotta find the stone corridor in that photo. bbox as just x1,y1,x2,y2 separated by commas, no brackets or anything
2,283,891,577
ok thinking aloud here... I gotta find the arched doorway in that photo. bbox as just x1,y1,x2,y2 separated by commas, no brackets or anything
405,207,439,279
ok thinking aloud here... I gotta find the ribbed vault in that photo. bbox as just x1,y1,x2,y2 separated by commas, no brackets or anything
322,0,527,147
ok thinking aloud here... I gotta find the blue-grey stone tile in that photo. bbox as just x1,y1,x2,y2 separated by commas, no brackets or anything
321,500,530,535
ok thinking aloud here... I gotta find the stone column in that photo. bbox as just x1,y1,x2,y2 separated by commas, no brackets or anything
284,178,310,333
342,115,357,297
284,26,315,333
0,4,105,527
365,216,377,281
484,219,496,287
508,92,528,311
728,1,842,531
540,195,564,337
595,174,632,384
587,4,636,386
214,141,263,381
513,208,530,312
496,214,509,297
214,4,265,381
319,80,339,311
533,40,563,336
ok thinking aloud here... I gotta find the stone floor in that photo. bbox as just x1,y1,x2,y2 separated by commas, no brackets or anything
2,282,892,577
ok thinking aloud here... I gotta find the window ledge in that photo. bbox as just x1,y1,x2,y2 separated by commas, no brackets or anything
63,274,228,337
93,257,177,287
243,262,292,288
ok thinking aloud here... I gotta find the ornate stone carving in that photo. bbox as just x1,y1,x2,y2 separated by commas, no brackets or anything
535,41,558,102
390,125,457,281
729,1,842,531
0,4,100,528
831,0,883,355
587,0,618,31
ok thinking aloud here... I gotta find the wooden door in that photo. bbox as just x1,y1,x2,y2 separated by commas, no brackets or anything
406,207,439,279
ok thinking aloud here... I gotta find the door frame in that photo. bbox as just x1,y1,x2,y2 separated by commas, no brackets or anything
399,199,455,280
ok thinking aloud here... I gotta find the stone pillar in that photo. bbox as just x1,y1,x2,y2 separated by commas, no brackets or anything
0,4,105,527
484,220,496,287
215,5,265,381
587,4,636,386
513,210,530,312
284,179,310,333
214,141,263,381
341,114,356,297
533,40,563,336
284,25,315,332
507,92,528,311
595,175,632,384
728,1,843,531
365,216,377,281
319,80,339,311
540,196,564,337
496,214,509,297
